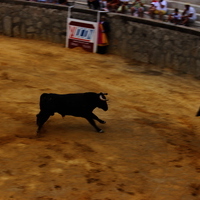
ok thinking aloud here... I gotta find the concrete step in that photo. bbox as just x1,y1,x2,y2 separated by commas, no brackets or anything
167,0,200,5
194,21,200,27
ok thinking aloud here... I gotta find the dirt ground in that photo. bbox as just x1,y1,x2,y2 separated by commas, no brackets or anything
0,35,200,200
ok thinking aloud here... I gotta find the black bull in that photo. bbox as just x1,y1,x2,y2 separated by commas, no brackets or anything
36,92,108,134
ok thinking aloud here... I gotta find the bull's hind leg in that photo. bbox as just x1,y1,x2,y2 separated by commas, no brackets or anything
36,111,51,135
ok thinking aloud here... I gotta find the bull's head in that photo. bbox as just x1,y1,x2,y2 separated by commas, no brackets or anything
98,92,108,111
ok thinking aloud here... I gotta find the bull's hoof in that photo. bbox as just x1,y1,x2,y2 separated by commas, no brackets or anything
98,129,104,133
36,129,41,137
100,120,106,124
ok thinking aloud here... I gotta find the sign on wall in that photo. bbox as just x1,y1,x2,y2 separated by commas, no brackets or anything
66,18,98,53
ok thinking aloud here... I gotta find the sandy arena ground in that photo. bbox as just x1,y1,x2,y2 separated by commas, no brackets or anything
0,35,200,200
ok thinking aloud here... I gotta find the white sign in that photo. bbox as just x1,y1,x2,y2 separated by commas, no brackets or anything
66,18,98,53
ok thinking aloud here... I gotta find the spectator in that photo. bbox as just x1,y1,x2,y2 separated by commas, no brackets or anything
149,0,167,20
58,0,68,4
148,0,158,14
107,0,121,12
88,0,100,9
181,3,197,26
148,1,156,14
100,0,109,11
130,0,145,17
167,8,182,24
117,0,129,14
97,15,110,54
47,0,57,3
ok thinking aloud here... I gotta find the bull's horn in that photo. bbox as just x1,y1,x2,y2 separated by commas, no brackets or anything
100,94,108,101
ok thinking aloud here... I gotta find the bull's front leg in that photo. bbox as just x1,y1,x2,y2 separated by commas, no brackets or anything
91,113,106,124
85,116,104,133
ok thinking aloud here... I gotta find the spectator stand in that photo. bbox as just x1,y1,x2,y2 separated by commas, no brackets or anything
73,0,200,28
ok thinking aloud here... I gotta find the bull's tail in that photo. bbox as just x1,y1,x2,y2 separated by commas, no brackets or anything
36,111,51,135
196,107,200,116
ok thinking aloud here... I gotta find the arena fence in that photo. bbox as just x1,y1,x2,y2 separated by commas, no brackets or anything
0,0,200,76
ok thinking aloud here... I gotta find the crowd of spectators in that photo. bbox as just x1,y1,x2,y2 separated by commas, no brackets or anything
148,1,197,26
26,0,198,27
94,0,197,26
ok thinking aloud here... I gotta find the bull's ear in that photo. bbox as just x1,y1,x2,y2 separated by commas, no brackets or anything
100,92,108,95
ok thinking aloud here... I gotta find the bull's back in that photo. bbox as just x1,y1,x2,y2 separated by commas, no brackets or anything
55,93,93,115
39,93,93,115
